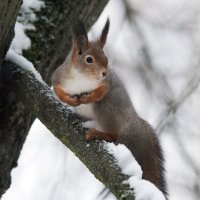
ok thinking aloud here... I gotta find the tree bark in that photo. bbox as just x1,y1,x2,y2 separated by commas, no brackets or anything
0,0,22,63
0,0,108,197
1,60,135,200
0,0,23,196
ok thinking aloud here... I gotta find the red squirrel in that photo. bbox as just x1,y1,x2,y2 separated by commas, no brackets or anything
52,19,168,198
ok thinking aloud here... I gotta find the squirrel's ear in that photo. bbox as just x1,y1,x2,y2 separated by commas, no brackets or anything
72,21,89,55
98,18,110,48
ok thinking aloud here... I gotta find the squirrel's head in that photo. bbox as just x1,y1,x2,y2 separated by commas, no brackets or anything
71,19,110,81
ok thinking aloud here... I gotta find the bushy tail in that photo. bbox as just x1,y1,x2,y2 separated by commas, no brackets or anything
118,120,168,199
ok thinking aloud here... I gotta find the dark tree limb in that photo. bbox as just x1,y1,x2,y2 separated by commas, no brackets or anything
0,0,23,195
0,0,108,197
2,60,136,200
0,0,22,63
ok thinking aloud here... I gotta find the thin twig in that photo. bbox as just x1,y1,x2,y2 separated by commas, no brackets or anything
156,68,200,134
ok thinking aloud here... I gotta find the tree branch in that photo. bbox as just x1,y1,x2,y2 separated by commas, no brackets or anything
0,0,108,197
2,60,135,200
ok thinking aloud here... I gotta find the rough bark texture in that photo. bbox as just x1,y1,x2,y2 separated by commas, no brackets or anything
0,0,108,197
0,0,23,196
1,60,135,200
0,0,22,63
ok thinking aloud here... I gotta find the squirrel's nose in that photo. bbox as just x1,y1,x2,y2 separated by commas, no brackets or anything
98,69,108,80
102,70,107,77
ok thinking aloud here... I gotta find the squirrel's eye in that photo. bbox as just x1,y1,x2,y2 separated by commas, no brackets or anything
86,56,93,64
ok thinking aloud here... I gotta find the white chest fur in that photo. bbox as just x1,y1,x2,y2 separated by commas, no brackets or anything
74,103,95,120
63,68,100,95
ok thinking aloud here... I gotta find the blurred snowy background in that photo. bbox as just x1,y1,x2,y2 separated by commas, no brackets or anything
2,0,200,199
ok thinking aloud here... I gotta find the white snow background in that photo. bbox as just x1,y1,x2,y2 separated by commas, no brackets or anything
2,0,200,200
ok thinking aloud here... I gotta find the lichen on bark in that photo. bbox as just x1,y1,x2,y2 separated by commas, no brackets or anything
2,60,136,200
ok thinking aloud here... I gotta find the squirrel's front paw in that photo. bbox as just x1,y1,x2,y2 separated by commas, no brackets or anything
79,92,95,104
54,84,81,106
64,95,81,106
79,85,107,104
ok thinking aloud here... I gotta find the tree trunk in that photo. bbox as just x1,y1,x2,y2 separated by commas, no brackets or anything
0,0,23,196
0,0,108,197
0,0,22,63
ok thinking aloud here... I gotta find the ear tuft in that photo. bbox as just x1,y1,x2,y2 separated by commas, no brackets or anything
72,20,89,55
99,18,110,48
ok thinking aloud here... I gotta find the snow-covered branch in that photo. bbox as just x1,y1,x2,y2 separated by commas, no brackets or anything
2,58,135,200
2,51,166,200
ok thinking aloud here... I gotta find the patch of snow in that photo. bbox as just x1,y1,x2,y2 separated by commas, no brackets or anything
129,178,166,200
6,49,43,83
105,143,142,178
10,0,44,54
21,0,44,12
10,22,32,54
105,143,166,200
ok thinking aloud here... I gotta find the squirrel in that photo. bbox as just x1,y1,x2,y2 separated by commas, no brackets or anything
52,19,168,198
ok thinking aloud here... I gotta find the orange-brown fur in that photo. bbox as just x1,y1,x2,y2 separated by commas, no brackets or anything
54,82,109,106
79,82,109,104
54,84,80,106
